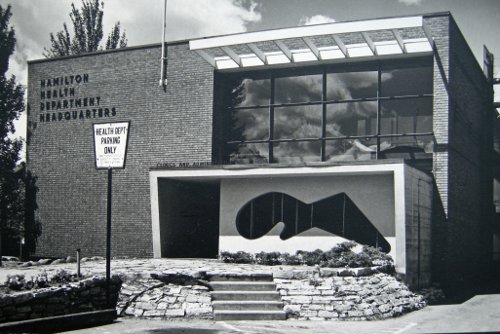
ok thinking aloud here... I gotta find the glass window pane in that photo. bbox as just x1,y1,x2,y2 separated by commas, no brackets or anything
227,108,269,141
381,66,433,96
326,101,377,137
273,141,321,164
380,98,432,135
327,71,377,100
274,105,322,140
325,138,377,162
226,143,269,164
275,75,322,104
379,135,434,156
232,78,271,107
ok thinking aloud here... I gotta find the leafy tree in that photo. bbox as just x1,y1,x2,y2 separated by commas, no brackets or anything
44,0,127,58
0,4,29,265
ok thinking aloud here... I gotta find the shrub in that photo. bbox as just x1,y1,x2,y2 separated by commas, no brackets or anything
296,249,324,266
50,269,81,285
5,271,50,291
281,253,301,265
5,274,27,291
33,271,50,288
219,251,254,264
255,251,282,266
218,241,393,268
361,245,393,266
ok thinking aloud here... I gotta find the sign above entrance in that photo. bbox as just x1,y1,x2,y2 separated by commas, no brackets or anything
93,121,130,169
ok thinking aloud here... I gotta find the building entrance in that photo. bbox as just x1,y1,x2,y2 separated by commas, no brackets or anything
157,179,220,258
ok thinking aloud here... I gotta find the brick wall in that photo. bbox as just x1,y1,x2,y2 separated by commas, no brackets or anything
423,14,495,290
404,165,433,289
27,42,214,258
424,14,450,217
419,13,495,290
446,16,495,288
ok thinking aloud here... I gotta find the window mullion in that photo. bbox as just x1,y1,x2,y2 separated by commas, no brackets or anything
376,66,382,159
321,71,327,161
269,77,275,163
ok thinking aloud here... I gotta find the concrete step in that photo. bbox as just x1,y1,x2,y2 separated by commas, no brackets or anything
214,310,286,321
210,291,282,301
207,273,273,282
210,281,277,291
212,300,284,311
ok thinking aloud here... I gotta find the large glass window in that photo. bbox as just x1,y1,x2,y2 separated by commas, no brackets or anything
275,75,322,103
217,59,433,165
228,108,269,142
327,71,378,100
232,78,271,107
381,66,433,97
274,105,322,140
326,101,377,137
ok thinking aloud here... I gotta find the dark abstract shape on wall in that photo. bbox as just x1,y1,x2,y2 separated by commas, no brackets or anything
236,192,391,252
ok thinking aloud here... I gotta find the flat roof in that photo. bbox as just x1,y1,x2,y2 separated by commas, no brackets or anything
189,15,434,70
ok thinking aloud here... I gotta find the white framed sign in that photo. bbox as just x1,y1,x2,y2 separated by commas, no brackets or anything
93,121,130,169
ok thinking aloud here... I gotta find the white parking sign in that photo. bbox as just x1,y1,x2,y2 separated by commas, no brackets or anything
93,121,130,169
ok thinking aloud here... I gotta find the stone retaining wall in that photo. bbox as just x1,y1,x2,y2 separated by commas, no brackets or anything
117,275,212,319
276,271,425,320
0,276,122,323
117,266,425,321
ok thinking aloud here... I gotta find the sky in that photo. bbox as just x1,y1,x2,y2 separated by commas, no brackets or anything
2,0,500,149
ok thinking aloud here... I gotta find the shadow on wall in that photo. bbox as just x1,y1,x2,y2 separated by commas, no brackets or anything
236,192,391,253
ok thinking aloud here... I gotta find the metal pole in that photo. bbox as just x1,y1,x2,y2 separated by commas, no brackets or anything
106,168,112,307
76,248,81,278
159,0,167,86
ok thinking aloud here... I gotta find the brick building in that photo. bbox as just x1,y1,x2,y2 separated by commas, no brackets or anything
27,12,498,291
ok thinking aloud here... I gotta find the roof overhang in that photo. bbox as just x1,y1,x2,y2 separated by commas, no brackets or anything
189,16,434,70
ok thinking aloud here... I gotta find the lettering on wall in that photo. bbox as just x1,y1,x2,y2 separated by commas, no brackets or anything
155,161,212,168
38,74,118,123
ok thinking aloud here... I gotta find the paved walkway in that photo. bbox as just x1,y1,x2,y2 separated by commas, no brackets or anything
0,258,283,282
63,294,500,333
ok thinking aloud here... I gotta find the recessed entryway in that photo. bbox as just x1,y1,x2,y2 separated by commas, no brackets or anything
157,179,220,258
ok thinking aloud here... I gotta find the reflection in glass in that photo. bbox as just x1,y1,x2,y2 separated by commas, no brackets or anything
274,105,322,140
226,143,269,164
218,63,433,165
327,71,377,100
325,139,377,162
326,101,377,137
381,67,433,97
380,135,434,156
273,141,321,164
275,75,322,104
228,108,269,141
380,98,432,135
233,78,271,107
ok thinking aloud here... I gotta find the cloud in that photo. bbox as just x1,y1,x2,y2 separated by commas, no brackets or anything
298,14,336,26
5,0,263,83
4,0,263,146
397,0,423,6
104,0,262,44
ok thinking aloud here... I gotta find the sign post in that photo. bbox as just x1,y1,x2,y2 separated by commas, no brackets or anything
93,121,130,307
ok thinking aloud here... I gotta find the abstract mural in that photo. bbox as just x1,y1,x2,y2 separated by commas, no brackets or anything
236,192,391,252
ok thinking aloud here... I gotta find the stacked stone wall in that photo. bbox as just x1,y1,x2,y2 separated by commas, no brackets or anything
117,275,212,319
275,269,425,320
0,276,121,323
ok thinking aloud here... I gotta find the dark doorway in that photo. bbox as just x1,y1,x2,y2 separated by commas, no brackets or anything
158,179,220,258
